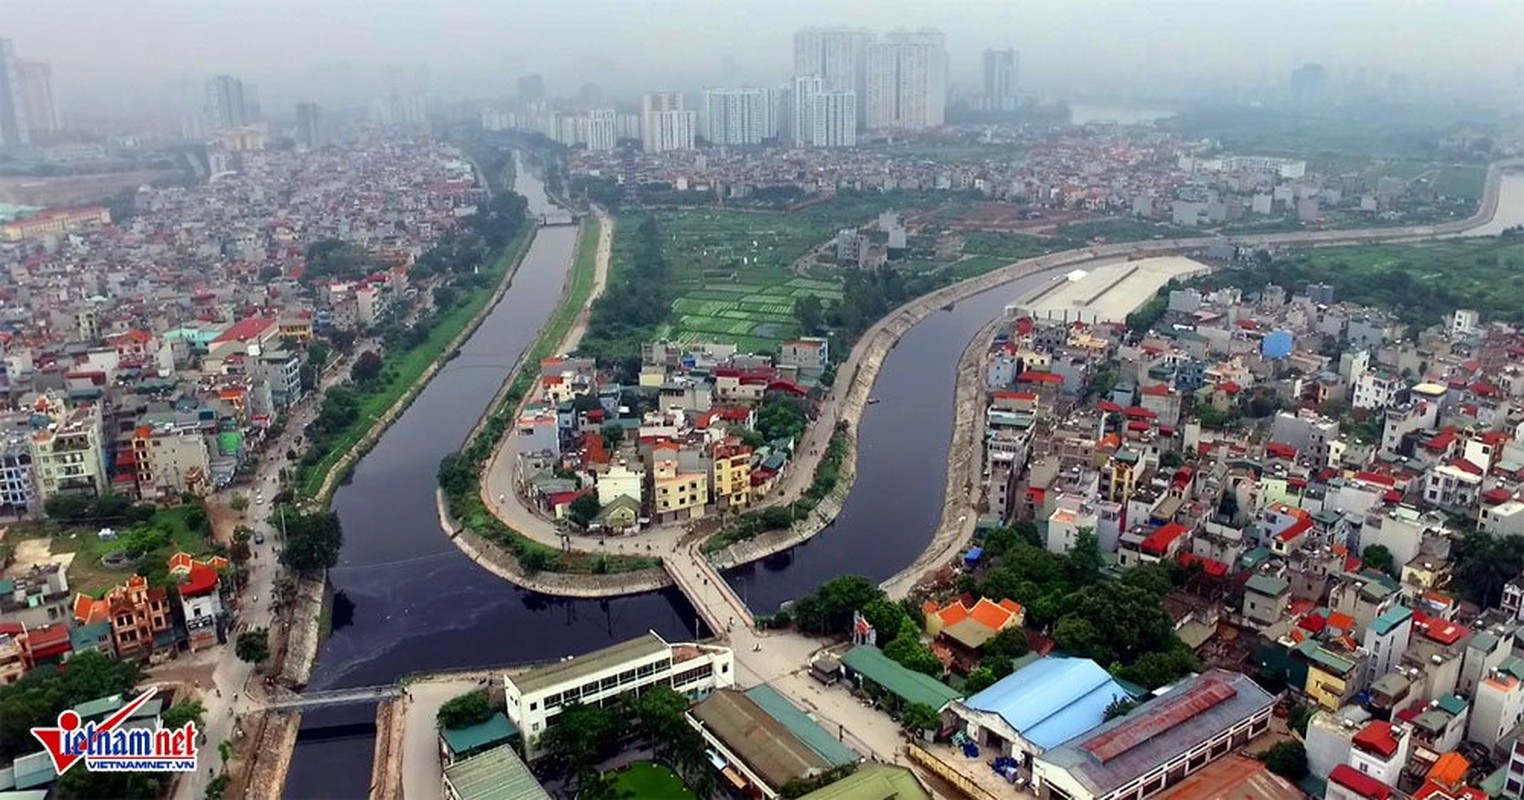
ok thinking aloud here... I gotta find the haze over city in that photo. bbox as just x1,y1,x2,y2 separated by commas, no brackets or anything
2,2,1524,800
5,0,1524,115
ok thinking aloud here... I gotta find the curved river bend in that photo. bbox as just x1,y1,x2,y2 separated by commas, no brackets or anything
285,167,1524,796
284,165,705,798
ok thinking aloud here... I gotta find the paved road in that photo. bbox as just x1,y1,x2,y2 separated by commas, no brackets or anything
170,345,364,800
401,680,478,800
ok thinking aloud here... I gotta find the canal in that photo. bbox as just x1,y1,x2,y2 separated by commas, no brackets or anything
284,162,1524,796
283,162,703,798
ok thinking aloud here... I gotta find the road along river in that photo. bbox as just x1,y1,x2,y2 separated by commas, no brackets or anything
283,162,1524,796
282,163,705,798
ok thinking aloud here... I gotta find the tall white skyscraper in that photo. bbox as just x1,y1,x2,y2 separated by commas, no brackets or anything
295,102,323,150
17,60,57,135
205,74,250,130
790,75,822,147
794,27,871,125
586,109,616,151
0,39,30,147
704,88,774,146
981,49,1020,113
812,92,857,147
864,29,948,130
642,91,695,152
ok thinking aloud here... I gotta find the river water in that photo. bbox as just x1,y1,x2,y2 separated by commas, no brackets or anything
282,163,704,798
283,159,1524,796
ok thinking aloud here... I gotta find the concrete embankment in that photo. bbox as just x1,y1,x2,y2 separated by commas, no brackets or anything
240,711,301,800
279,570,327,689
881,316,1000,600
369,697,406,800
438,487,673,598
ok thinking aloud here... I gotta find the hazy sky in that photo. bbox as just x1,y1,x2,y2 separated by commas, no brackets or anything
6,0,1521,115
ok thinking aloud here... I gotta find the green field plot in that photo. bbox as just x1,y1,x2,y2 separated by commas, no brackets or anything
610,197,920,351
1199,236,1524,328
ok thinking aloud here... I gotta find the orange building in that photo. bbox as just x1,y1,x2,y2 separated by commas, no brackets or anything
74,574,171,660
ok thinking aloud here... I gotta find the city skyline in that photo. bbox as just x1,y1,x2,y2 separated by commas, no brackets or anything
4,0,1523,118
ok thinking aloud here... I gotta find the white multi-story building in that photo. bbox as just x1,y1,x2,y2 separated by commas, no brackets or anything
790,75,822,147
1352,371,1401,410
812,91,857,147
586,109,616,151
29,396,107,502
0,39,30,147
864,29,947,131
1346,720,1409,789
978,48,1020,113
1451,308,1480,338
641,91,694,153
703,88,774,146
793,27,871,100
504,632,734,756
1468,660,1524,750
0,429,37,511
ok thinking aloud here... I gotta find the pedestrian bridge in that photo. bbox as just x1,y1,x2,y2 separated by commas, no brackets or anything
663,551,754,641
538,212,579,227
263,684,403,712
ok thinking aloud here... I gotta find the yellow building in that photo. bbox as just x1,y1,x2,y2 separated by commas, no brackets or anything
278,316,315,342
1,206,110,241
1303,643,1361,711
710,441,753,510
652,443,707,523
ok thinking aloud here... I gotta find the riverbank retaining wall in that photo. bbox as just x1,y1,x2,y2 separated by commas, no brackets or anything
438,487,673,597
279,570,327,688
369,697,405,800
881,316,1000,600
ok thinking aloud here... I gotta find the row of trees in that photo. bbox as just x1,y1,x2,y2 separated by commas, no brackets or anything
576,216,672,380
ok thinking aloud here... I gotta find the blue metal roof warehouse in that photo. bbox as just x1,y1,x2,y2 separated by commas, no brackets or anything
954,656,1134,758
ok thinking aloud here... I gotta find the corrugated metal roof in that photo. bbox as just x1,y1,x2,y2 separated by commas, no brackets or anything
1038,670,1276,798
964,657,1132,751
743,685,858,768
796,765,929,800
1082,679,1236,763
441,713,517,756
690,689,831,790
840,646,961,710
442,744,550,800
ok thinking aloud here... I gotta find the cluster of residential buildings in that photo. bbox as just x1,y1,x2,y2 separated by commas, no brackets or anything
513,338,829,529
0,137,483,512
484,26,961,155
961,265,1524,796
1,552,228,687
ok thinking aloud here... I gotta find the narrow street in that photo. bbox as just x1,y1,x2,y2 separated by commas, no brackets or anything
169,347,356,800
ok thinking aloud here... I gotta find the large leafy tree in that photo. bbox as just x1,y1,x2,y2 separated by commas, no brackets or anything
883,628,941,677
539,702,619,795
793,575,884,635
235,628,270,664
627,688,714,796
0,652,142,760
437,690,492,729
280,509,344,571
1053,582,1177,666
1454,530,1524,607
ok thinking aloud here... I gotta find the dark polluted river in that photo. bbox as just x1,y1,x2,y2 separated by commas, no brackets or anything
282,162,704,798
721,272,1059,613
